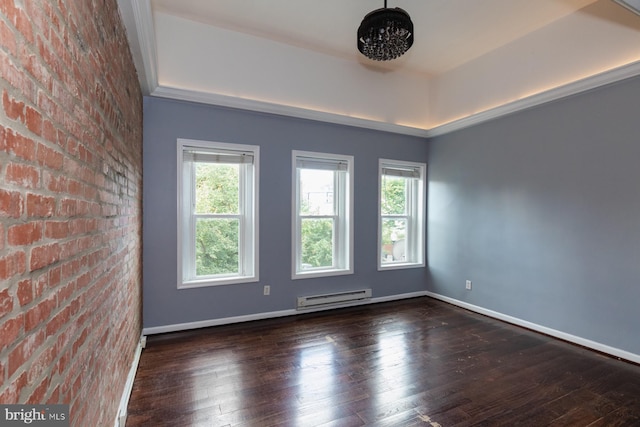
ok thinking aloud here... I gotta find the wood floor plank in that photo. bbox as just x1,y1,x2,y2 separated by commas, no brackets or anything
127,297,640,426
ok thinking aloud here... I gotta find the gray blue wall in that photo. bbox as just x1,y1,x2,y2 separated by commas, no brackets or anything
144,75,640,358
428,76,640,356
143,97,429,329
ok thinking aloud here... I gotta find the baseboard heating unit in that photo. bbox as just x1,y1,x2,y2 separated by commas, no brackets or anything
297,289,372,310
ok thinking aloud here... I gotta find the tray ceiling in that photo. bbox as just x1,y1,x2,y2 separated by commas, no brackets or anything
118,0,640,136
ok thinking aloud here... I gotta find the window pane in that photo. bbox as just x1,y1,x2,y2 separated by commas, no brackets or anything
381,218,407,263
381,176,406,215
301,218,334,269
299,169,334,215
195,218,239,276
195,163,239,214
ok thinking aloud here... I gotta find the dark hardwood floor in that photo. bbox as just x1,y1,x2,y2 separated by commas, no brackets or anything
126,297,640,426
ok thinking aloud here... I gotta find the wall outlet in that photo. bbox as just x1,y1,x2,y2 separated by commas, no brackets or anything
263,285,270,295
465,280,472,290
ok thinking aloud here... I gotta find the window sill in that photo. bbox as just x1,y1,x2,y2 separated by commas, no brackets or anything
179,275,258,289
377,262,425,271
292,268,353,281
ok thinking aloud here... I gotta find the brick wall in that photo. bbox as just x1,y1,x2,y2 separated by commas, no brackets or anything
0,0,142,426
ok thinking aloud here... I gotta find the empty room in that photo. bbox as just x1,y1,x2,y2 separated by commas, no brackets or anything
1,0,640,426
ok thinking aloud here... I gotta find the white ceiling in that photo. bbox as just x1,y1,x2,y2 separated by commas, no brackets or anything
118,0,640,136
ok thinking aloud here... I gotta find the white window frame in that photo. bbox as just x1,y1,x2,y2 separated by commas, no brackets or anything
177,139,259,288
378,159,426,270
292,150,354,280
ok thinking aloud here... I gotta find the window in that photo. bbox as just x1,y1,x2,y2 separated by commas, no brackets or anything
379,159,426,269
292,151,353,279
178,139,259,288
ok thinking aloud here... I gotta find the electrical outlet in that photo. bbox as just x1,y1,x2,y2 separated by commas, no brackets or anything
465,280,472,290
263,285,270,295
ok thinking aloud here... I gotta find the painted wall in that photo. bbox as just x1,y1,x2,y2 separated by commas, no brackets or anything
143,97,429,330
0,1,142,425
428,76,640,356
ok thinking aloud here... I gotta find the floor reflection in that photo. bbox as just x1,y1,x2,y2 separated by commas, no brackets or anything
374,326,411,404
193,349,242,423
294,336,337,424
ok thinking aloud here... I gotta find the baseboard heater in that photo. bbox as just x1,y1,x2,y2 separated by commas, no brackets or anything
297,289,372,310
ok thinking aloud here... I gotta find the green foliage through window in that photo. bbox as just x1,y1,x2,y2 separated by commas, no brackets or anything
194,163,241,276
301,218,333,268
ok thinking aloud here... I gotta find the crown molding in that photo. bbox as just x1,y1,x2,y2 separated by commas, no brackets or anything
151,60,640,139
151,86,431,137
132,0,157,94
118,0,157,94
426,60,640,137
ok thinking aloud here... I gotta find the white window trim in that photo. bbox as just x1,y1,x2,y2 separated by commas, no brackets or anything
177,138,259,288
378,158,426,271
292,150,354,280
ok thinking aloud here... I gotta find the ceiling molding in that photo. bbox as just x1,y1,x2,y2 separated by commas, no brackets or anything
151,59,640,139
133,0,158,93
426,59,640,137
151,86,431,138
119,0,157,94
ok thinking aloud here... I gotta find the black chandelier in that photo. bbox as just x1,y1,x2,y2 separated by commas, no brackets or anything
357,0,414,61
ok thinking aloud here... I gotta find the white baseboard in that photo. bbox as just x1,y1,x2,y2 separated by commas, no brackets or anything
114,335,145,427
142,291,429,336
424,291,640,365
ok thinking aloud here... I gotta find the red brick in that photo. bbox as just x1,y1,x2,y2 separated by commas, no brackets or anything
26,378,49,404
46,305,70,338
71,328,88,357
0,49,35,98
8,329,45,377
8,221,43,246
16,279,33,306
42,119,57,143
0,125,6,152
0,288,13,318
26,193,55,217
43,170,67,192
48,266,61,288
57,281,75,305
25,296,56,332
29,242,61,271
5,163,40,188
67,179,82,196
0,371,27,403
2,90,25,121
46,384,60,404
76,272,90,290
58,198,77,217
0,314,23,350
0,18,17,57
0,251,26,280
44,221,69,239
27,343,57,385
0,223,4,250
37,143,64,170
0,1,19,34
13,1,34,44
33,273,47,299
5,129,36,161
25,106,43,136
0,189,23,218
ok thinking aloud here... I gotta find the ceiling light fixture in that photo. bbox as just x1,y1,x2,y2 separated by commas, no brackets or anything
357,0,414,61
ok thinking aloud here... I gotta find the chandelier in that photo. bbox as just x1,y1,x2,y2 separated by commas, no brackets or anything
357,0,414,61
